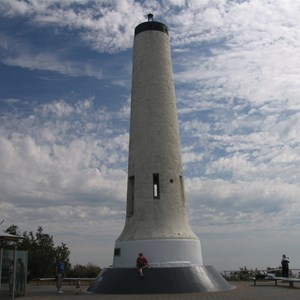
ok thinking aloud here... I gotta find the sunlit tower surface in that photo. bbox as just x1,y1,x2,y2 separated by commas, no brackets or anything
88,15,232,294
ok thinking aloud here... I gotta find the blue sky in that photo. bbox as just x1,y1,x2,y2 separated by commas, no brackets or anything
0,0,300,272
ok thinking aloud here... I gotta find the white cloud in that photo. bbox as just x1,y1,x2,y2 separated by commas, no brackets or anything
171,0,300,111
0,97,129,270
0,34,103,79
0,98,128,211
186,177,300,230
0,0,146,53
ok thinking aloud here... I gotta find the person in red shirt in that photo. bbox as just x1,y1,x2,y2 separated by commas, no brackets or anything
136,253,148,279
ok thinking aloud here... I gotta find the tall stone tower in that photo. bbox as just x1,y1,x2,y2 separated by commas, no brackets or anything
88,15,232,294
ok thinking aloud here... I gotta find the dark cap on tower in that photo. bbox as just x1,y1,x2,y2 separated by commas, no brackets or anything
135,14,168,36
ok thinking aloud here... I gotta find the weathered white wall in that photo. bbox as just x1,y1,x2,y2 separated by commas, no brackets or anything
114,239,203,267
115,23,203,267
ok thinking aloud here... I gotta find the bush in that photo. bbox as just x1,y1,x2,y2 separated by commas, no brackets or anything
68,263,101,278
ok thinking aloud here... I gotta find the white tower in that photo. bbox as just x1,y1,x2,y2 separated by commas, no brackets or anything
89,15,232,294
113,15,203,269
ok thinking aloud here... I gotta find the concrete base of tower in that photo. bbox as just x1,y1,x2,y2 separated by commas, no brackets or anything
113,238,204,267
87,265,233,294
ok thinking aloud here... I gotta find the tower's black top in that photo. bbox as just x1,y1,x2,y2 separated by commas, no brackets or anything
135,21,168,36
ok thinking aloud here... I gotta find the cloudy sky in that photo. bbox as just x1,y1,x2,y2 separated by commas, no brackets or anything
1,0,299,272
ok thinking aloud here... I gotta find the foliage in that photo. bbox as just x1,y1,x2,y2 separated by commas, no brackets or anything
68,263,101,278
1,225,71,279
266,266,283,277
223,266,293,281
223,266,266,281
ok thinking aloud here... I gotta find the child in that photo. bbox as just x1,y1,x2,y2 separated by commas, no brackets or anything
136,253,148,279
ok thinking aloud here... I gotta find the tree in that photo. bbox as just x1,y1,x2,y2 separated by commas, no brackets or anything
68,263,101,278
2,225,71,279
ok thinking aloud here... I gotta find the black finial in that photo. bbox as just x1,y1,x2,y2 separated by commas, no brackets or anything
148,13,153,22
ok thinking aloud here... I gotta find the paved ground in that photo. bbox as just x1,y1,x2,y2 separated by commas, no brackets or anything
2,281,300,300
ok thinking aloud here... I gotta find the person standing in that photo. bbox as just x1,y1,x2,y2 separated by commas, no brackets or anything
136,253,148,279
55,260,65,294
8,260,14,297
16,258,25,294
281,254,290,277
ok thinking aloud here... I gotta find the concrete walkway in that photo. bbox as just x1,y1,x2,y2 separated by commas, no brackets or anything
3,281,300,300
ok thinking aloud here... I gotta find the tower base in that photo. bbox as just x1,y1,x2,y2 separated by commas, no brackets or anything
88,265,233,294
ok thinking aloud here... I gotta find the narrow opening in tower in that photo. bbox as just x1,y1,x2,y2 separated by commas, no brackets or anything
179,175,185,203
126,176,135,217
153,173,160,199
114,248,121,256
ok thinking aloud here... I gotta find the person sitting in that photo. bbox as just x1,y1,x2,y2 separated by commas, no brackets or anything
136,253,148,279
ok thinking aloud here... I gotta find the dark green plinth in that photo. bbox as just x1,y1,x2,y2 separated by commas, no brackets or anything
88,265,233,294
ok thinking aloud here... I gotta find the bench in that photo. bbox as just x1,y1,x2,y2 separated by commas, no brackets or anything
285,278,300,287
32,277,95,286
252,276,300,288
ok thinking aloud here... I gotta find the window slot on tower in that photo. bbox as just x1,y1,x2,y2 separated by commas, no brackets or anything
114,248,121,256
153,173,160,199
126,176,135,217
179,175,185,203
